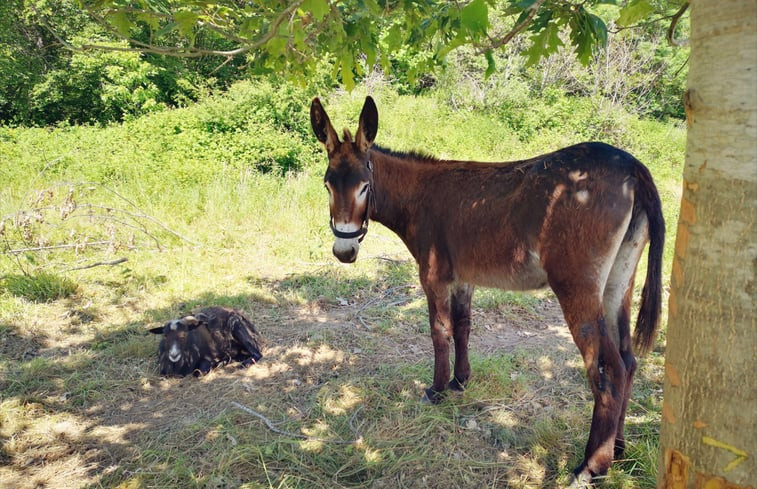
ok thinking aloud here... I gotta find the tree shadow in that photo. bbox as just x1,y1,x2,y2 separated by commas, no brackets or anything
0,265,658,488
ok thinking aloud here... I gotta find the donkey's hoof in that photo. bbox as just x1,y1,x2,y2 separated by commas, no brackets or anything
448,377,467,392
569,467,595,488
421,387,444,404
614,439,626,460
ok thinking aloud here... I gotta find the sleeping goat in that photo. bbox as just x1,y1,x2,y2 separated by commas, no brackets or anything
149,306,263,377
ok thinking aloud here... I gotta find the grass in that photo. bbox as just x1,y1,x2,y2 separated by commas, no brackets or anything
1,272,78,302
0,81,680,488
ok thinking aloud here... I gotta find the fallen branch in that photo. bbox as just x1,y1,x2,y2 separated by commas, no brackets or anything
8,241,115,255
68,257,128,271
74,183,200,246
231,401,356,444
353,284,419,328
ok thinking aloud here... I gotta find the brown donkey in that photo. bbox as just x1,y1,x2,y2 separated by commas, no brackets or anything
311,96,664,484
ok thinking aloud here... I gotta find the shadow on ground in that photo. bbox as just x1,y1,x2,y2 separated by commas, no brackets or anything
0,266,660,488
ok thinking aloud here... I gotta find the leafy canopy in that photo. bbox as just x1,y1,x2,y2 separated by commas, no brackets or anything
52,1,686,89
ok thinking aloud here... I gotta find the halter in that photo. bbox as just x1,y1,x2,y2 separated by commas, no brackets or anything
329,157,374,242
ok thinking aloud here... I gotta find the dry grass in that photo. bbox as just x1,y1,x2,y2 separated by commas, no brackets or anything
0,88,676,488
0,231,664,488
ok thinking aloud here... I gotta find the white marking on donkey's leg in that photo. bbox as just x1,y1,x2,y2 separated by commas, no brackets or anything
593,205,635,346
603,213,649,346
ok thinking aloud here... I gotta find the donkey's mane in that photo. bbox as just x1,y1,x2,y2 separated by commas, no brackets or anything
371,144,536,172
372,144,438,163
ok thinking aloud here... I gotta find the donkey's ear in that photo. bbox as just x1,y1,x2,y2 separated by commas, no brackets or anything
356,96,378,152
148,326,165,334
310,97,339,153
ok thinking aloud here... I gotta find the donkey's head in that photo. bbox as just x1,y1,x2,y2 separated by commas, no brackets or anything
311,96,378,263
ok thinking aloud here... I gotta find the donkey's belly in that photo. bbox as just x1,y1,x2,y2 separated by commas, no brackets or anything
457,255,549,291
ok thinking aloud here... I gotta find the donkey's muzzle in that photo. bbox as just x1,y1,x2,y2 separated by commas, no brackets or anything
333,239,359,263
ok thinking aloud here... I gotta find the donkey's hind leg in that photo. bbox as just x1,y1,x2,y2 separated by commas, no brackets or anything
543,234,632,480
449,284,474,391
602,212,649,458
555,290,627,483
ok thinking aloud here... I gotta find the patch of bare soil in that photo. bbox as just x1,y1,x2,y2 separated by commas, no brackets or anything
2,290,587,489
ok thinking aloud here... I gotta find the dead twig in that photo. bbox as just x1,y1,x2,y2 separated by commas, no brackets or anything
8,241,116,255
68,257,128,271
352,284,418,328
231,401,356,444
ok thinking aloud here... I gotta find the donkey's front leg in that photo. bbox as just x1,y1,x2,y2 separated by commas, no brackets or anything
421,281,454,404
449,284,474,391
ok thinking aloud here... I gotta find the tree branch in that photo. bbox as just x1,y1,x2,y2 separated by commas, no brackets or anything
39,2,307,59
667,2,690,47
484,0,548,52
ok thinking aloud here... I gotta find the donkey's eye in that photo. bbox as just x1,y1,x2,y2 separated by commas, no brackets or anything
359,183,369,196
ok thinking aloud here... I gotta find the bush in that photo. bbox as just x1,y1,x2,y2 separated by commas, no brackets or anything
28,39,166,125
1,272,78,302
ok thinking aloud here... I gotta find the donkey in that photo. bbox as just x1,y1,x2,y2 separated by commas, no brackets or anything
149,306,263,377
310,96,664,484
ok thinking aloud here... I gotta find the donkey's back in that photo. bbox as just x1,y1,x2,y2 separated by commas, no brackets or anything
415,142,659,299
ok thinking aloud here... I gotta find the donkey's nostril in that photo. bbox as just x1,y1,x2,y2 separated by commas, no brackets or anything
333,243,358,263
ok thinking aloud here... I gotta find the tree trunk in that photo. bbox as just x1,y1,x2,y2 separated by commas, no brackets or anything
658,1,756,488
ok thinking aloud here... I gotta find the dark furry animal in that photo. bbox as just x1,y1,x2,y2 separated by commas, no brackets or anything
149,306,263,377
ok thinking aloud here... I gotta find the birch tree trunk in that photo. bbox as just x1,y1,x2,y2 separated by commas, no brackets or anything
658,1,757,488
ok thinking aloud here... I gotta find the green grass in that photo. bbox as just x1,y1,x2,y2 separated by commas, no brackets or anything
0,80,680,488
1,272,78,302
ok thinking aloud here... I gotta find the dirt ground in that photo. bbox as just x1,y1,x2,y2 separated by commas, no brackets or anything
1,283,606,489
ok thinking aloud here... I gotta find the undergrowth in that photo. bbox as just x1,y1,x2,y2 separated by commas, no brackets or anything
0,79,679,488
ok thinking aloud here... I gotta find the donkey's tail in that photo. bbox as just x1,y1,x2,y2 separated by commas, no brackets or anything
633,162,665,355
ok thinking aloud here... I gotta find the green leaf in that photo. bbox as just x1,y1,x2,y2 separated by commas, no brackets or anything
293,25,306,50
528,10,552,33
569,9,607,65
136,12,160,31
437,32,467,58
384,23,403,52
461,0,488,36
484,49,495,78
108,11,131,37
363,38,377,68
155,21,177,37
174,10,198,38
523,22,563,66
617,0,655,27
587,13,607,48
302,0,329,21
341,53,354,91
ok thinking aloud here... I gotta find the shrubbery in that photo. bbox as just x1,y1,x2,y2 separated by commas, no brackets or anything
1,0,687,127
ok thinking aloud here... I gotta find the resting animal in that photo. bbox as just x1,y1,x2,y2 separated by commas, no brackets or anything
149,306,263,377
